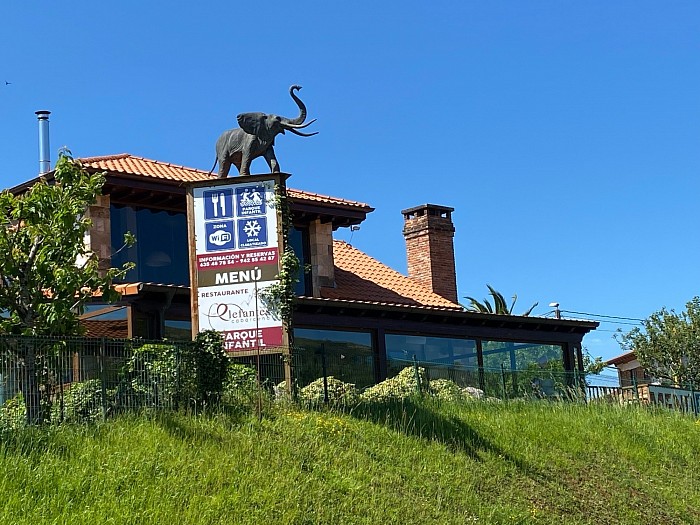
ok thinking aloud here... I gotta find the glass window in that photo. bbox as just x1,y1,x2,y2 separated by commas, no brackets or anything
164,303,192,341
80,305,129,338
81,303,114,316
481,340,564,398
481,341,563,372
288,226,310,296
80,305,128,321
385,334,479,387
111,205,189,285
164,320,192,341
386,334,477,366
293,328,375,388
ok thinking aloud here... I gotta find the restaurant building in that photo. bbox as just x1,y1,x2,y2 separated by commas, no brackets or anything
10,153,598,391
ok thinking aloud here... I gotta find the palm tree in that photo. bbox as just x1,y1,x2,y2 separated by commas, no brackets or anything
464,284,538,316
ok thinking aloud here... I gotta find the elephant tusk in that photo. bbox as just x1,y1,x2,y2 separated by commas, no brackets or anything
288,128,318,137
284,118,317,129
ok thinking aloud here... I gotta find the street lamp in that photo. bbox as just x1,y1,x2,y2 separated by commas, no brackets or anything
549,302,561,319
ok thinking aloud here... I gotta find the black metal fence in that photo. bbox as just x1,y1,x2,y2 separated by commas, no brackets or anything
2,335,698,427
290,343,588,401
0,336,196,426
290,346,700,416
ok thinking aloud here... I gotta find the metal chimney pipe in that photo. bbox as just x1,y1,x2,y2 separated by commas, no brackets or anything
35,110,51,174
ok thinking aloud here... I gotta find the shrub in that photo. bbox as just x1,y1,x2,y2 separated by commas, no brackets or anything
427,379,486,401
0,393,26,430
115,333,229,412
191,331,229,406
360,366,427,403
299,377,359,406
358,369,486,404
53,379,106,424
115,343,179,410
222,363,259,406
429,378,466,401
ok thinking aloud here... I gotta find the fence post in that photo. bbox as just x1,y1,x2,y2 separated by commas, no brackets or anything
690,382,698,417
58,371,65,423
412,355,423,397
501,364,507,400
99,338,107,422
174,344,181,411
321,343,329,405
573,368,585,403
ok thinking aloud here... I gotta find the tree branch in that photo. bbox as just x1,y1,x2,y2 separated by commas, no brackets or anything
26,235,42,270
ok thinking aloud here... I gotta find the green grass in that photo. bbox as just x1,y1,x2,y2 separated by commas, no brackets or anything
0,400,699,524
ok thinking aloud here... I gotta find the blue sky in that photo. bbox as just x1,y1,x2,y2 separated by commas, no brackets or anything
1,2,698,366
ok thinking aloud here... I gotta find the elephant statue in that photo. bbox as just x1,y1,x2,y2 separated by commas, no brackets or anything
210,85,317,178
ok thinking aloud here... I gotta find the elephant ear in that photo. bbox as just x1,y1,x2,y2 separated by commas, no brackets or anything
238,112,266,136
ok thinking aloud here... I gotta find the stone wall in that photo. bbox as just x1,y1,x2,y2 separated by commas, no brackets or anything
86,194,111,275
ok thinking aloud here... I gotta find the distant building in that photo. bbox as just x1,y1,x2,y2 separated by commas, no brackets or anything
606,352,650,387
10,153,598,390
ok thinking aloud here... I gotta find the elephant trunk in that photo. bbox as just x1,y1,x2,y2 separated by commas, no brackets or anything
282,85,307,126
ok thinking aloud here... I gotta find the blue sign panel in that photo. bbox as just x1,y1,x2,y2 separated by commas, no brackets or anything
235,185,266,217
205,221,235,251
237,217,268,248
203,189,234,220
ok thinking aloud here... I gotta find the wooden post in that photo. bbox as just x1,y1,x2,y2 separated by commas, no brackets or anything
185,189,199,337
99,338,107,422
321,343,329,404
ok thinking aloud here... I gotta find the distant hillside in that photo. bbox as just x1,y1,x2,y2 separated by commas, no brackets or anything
0,401,698,524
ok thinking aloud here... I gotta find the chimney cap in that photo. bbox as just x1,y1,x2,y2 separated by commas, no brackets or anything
401,203,454,219
35,110,51,117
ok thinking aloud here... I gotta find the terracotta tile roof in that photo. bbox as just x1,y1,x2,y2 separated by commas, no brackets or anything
78,153,372,210
319,240,463,310
606,351,638,366
81,319,129,338
285,189,371,210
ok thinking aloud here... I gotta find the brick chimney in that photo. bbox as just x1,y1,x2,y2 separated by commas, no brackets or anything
402,204,458,303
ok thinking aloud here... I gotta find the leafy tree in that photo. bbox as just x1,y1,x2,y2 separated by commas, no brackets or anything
582,349,606,375
190,330,229,407
618,297,700,387
117,332,228,412
0,151,134,423
464,284,538,316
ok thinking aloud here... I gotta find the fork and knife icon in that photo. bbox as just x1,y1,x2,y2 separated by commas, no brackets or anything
211,192,227,217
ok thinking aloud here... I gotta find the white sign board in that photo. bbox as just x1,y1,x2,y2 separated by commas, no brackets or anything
188,176,284,352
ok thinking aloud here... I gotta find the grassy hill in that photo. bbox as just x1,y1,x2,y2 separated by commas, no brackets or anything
0,400,698,524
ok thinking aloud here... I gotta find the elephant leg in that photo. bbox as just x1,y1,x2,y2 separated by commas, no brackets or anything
263,148,280,173
218,158,232,178
239,150,252,177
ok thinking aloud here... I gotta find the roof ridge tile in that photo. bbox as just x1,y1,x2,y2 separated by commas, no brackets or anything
123,154,212,174
78,153,131,162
